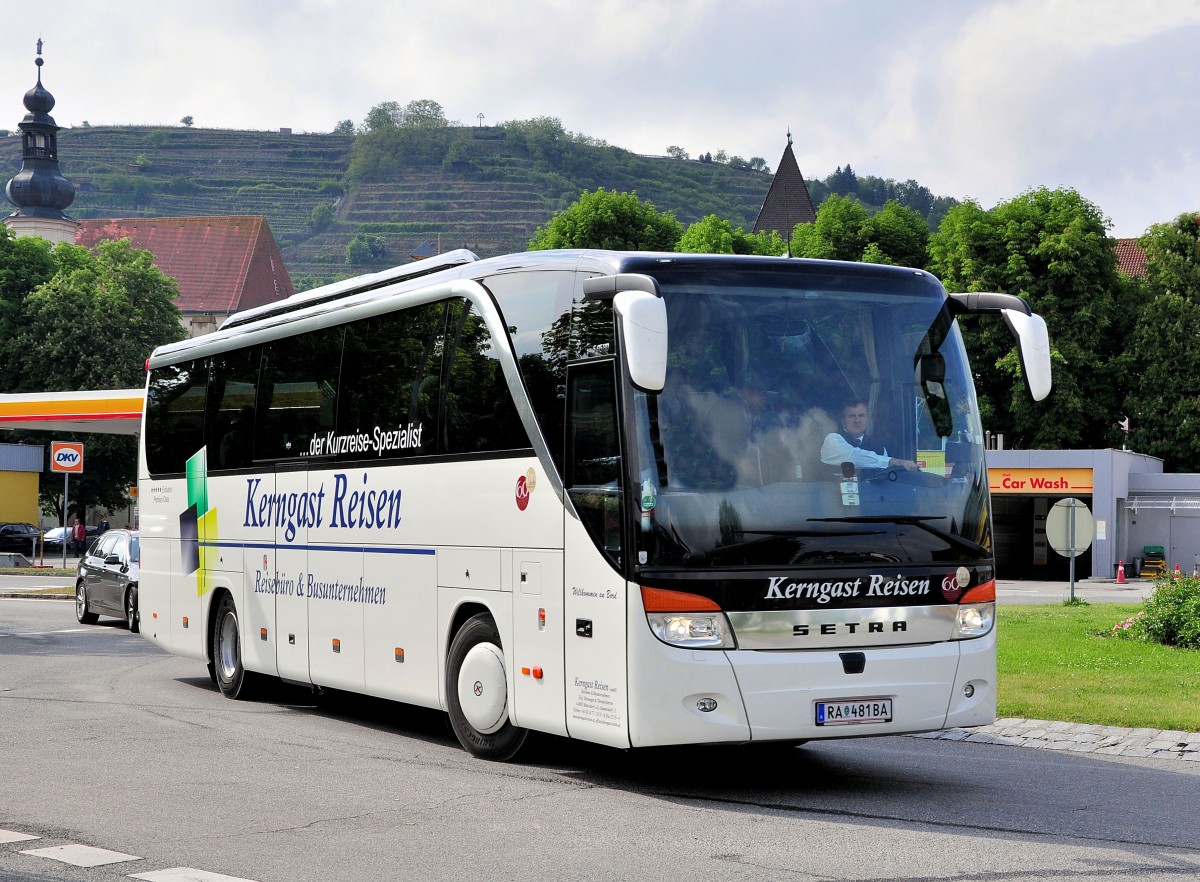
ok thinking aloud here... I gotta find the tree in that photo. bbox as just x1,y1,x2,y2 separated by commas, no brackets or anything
666,146,690,160
345,232,387,264
528,188,682,252
678,215,785,256
0,229,56,367
1,238,185,520
859,200,930,268
829,164,858,196
927,187,1129,449
1123,213,1200,469
399,99,449,128
180,115,194,127
333,119,355,135
790,195,929,267
310,202,335,232
504,116,567,162
362,101,403,133
791,194,870,261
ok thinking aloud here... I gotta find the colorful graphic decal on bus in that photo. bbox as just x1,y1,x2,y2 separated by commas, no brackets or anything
180,447,217,598
515,467,537,511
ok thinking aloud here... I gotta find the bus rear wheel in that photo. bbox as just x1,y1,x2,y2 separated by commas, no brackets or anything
447,614,527,761
212,593,258,699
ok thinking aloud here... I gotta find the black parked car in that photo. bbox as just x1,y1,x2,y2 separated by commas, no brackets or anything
75,529,140,631
42,524,102,553
0,523,41,554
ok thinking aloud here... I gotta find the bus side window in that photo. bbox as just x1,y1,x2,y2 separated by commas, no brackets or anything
565,360,623,570
146,359,209,476
206,346,262,470
256,327,344,461
441,300,530,455
336,302,445,459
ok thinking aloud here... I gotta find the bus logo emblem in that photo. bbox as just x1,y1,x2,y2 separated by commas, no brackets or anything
940,574,962,602
473,680,483,696
515,475,531,511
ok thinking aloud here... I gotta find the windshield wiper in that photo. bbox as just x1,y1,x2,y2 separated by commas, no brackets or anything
680,528,882,566
808,515,988,557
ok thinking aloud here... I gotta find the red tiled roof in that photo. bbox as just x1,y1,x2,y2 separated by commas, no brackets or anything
1114,238,1147,278
752,141,817,236
75,216,295,314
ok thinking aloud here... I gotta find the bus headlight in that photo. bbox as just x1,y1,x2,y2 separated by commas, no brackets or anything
954,603,995,639
641,586,736,649
647,612,735,649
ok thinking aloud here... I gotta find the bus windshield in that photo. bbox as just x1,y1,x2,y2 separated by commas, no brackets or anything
630,266,990,570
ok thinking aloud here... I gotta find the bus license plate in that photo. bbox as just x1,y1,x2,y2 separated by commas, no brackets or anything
815,698,893,726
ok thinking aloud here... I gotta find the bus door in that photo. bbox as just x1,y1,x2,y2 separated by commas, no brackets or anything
562,360,631,748
273,463,308,683
511,548,566,736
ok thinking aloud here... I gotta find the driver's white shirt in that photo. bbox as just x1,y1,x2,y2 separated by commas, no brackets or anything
820,432,891,470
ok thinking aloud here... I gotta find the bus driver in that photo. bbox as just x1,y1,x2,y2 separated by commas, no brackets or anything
821,398,918,473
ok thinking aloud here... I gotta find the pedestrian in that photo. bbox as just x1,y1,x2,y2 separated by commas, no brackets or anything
99,516,110,533
70,518,87,555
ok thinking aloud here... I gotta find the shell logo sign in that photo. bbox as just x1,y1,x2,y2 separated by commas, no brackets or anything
50,441,84,474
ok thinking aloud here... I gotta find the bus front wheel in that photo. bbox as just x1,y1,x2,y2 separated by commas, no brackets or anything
447,614,527,761
212,593,258,700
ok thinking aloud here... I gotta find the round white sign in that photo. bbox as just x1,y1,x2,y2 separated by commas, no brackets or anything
1046,497,1094,557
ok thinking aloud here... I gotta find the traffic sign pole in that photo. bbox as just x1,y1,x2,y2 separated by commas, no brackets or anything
1046,497,1094,602
1069,497,1076,601
50,441,85,568
62,472,68,569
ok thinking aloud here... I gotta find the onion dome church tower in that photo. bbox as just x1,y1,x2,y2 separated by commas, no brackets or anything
4,40,77,244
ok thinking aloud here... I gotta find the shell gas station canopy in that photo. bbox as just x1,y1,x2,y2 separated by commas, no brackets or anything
0,389,145,435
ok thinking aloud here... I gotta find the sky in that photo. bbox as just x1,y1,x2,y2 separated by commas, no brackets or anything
3,0,1199,239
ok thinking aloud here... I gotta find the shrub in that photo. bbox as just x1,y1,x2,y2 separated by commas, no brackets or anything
1140,576,1200,649
1114,576,1200,649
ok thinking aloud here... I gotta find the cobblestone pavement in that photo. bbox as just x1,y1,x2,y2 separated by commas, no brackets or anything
915,718,1200,761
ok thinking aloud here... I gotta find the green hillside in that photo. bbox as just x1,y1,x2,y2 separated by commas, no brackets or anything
1,125,773,286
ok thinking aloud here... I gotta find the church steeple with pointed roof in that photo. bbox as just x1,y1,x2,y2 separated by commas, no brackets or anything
4,39,78,244
752,131,816,239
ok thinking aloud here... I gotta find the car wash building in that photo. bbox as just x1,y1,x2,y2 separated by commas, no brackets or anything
987,448,1200,581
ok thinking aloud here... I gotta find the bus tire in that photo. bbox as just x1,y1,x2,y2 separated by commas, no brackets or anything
446,613,527,761
212,593,258,700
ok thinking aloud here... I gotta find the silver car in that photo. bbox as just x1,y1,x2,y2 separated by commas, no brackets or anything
75,529,140,631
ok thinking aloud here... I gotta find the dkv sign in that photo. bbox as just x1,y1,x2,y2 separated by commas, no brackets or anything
51,441,84,474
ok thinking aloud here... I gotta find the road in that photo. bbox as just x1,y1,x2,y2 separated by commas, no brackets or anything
2,596,1197,882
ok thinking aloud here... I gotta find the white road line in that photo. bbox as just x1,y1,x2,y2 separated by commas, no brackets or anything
21,844,141,867
131,868,260,882
0,828,39,843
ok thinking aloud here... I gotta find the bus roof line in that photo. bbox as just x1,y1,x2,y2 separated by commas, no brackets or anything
219,249,481,331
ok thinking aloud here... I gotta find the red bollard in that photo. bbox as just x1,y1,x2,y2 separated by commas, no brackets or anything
1174,562,1182,579
1116,560,1126,584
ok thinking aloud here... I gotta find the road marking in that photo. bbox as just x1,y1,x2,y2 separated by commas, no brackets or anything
0,828,39,843
0,628,122,637
131,869,260,882
21,844,141,867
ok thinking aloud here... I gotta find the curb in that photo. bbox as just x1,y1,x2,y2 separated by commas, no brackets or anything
915,718,1200,761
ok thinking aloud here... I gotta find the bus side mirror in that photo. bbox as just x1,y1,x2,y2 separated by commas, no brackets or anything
1002,309,1052,402
948,292,1052,403
614,289,667,393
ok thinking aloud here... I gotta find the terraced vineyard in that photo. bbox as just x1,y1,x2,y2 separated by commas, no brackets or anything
0,125,773,287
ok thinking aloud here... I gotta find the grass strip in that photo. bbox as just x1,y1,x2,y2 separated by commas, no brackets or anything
998,603,1200,731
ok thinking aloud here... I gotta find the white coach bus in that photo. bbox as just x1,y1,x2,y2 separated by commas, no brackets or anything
138,249,1050,760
